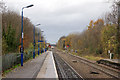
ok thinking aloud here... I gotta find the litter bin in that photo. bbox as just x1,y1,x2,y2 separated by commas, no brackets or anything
75,50,77,53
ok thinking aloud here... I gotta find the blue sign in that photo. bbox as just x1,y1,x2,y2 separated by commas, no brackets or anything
38,40,44,42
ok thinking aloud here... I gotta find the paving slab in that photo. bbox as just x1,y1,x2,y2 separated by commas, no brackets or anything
36,51,58,78
4,52,48,78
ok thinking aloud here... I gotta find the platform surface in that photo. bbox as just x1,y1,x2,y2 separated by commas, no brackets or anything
36,51,58,78
4,52,47,78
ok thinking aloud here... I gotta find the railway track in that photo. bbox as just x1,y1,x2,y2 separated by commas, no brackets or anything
68,53,120,79
61,50,120,79
53,52,84,80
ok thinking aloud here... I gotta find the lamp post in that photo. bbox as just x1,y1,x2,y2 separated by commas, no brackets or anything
21,4,34,66
38,32,40,55
40,31,44,54
33,24,40,58
36,24,41,55
43,35,46,53
45,40,47,52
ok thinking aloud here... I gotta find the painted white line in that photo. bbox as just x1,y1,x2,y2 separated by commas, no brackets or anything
51,51,58,78
36,51,58,78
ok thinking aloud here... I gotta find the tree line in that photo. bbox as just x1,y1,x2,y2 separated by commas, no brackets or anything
1,2,44,54
57,1,119,59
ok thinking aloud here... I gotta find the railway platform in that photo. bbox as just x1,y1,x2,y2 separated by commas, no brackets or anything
103,59,120,64
97,59,120,70
36,51,58,78
4,52,48,78
3,51,58,79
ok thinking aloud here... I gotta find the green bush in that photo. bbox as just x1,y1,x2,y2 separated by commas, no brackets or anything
96,48,103,54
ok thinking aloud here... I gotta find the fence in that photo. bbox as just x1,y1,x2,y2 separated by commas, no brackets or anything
2,50,33,71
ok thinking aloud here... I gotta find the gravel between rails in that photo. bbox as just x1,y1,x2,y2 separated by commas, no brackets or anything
53,48,119,80
53,52,84,80
68,52,120,79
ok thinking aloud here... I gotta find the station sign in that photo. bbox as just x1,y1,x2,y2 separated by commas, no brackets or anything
38,40,44,42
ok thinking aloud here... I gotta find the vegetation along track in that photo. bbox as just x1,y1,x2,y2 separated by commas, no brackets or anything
53,52,84,80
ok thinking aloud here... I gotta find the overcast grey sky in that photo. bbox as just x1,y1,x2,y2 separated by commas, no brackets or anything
3,0,112,44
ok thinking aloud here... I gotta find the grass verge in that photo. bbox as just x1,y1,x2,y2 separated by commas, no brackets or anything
83,55,104,61
69,51,104,61
2,63,21,76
